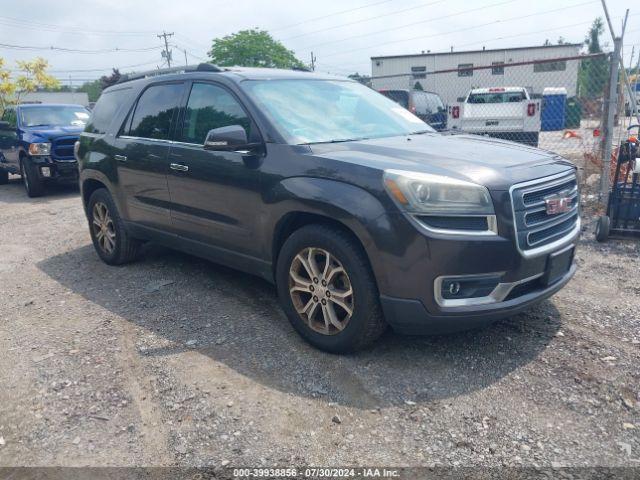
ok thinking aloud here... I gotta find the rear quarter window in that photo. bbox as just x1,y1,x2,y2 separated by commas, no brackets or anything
86,87,132,134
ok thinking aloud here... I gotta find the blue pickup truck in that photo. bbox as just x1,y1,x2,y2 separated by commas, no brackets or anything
0,103,90,197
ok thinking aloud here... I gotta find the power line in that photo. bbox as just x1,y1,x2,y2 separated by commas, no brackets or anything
315,0,597,59
0,15,155,36
0,42,162,54
281,0,448,41
270,0,394,32
296,0,519,51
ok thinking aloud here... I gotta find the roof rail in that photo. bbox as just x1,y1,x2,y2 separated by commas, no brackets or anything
116,63,224,84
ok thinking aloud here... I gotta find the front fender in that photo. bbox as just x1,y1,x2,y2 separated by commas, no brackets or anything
263,176,417,293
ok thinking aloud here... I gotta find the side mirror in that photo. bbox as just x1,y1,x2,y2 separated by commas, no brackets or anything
204,125,258,151
0,121,12,131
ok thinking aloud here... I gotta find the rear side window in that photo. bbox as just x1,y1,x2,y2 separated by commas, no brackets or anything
181,83,251,144
86,87,131,134
128,83,184,140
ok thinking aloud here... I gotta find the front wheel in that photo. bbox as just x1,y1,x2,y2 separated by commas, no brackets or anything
276,225,386,353
20,157,45,197
87,188,141,265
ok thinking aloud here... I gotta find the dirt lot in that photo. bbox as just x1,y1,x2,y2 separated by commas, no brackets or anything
0,175,639,470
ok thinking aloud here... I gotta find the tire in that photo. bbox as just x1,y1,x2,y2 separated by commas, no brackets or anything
20,157,45,197
276,224,386,353
0,169,8,185
595,215,610,243
87,188,141,265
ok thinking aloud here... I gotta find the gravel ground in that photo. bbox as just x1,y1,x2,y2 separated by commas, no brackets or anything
0,175,639,470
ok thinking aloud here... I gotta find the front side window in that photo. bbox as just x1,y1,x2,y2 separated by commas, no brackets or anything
20,106,90,128
244,80,432,145
128,83,183,140
181,83,251,144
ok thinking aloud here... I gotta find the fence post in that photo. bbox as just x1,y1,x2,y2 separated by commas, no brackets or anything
601,37,622,200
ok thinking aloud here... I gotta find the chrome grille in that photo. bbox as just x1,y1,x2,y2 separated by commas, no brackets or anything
510,171,580,256
51,136,78,161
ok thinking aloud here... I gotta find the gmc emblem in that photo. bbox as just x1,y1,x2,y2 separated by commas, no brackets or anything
545,194,572,215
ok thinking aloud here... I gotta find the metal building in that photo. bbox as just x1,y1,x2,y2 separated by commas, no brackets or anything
371,44,582,105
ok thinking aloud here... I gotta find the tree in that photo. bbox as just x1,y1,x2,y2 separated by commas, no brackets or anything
207,29,305,69
348,72,372,87
579,18,608,99
75,69,122,103
0,57,58,111
100,68,121,89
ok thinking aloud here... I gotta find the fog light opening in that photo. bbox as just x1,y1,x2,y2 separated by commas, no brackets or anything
448,281,461,296
40,166,51,178
440,275,502,301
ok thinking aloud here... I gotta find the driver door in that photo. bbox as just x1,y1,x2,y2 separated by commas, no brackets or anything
167,81,263,258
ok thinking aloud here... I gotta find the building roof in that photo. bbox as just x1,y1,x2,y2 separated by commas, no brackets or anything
371,43,582,61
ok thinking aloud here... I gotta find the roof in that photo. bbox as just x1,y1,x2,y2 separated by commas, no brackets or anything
112,63,348,90
469,86,528,93
17,103,87,109
371,43,582,61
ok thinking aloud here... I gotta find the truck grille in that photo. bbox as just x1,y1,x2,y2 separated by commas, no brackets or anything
51,136,78,161
510,171,579,255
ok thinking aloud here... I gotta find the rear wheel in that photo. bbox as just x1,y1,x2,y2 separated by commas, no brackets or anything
0,169,8,185
595,215,610,243
20,157,45,197
87,188,141,265
276,224,386,353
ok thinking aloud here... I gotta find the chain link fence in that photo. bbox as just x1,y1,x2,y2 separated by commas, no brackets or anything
369,53,630,189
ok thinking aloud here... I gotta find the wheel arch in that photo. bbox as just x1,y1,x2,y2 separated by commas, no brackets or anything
266,177,399,292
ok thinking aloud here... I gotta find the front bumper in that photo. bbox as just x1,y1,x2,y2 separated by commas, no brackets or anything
381,262,575,334
31,156,78,183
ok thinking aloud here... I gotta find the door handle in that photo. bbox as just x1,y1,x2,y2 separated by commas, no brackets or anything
114,154,127,162
170,163,189,172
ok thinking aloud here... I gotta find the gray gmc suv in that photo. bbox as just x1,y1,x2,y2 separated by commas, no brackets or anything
77,64,579,353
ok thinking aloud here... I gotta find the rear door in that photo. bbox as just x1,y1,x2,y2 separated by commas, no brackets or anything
115,82,186,231
166,81,263,257
0,108,19,170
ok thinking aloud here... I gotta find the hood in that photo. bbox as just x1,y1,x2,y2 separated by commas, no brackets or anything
22,125,84,142
309,133,575,190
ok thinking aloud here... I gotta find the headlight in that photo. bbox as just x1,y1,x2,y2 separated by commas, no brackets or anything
28,142,51,156
383,169,494,215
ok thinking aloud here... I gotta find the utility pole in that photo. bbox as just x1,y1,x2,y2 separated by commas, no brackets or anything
157,31,174,68
310,52,316,71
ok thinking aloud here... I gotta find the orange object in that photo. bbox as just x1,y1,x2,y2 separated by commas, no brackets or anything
563,130,581,139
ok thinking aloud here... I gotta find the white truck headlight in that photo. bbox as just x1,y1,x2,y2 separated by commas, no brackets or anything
28,142,51,156
383,169,494,215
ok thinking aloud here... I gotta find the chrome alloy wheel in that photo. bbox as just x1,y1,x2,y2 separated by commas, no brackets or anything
288,247,354,335
92,202,116,254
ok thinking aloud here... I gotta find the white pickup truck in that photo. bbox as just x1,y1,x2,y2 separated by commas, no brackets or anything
447,87,541,147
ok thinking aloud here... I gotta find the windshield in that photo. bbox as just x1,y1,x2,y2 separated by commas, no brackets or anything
20,106,90,127
467,91,527,104
243,80,433,145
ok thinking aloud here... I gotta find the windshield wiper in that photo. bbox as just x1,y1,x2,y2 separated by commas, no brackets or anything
26,124,52,127
410,130,433,135
304,137,368,145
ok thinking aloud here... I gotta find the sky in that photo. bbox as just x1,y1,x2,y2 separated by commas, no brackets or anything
0,0,638,85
